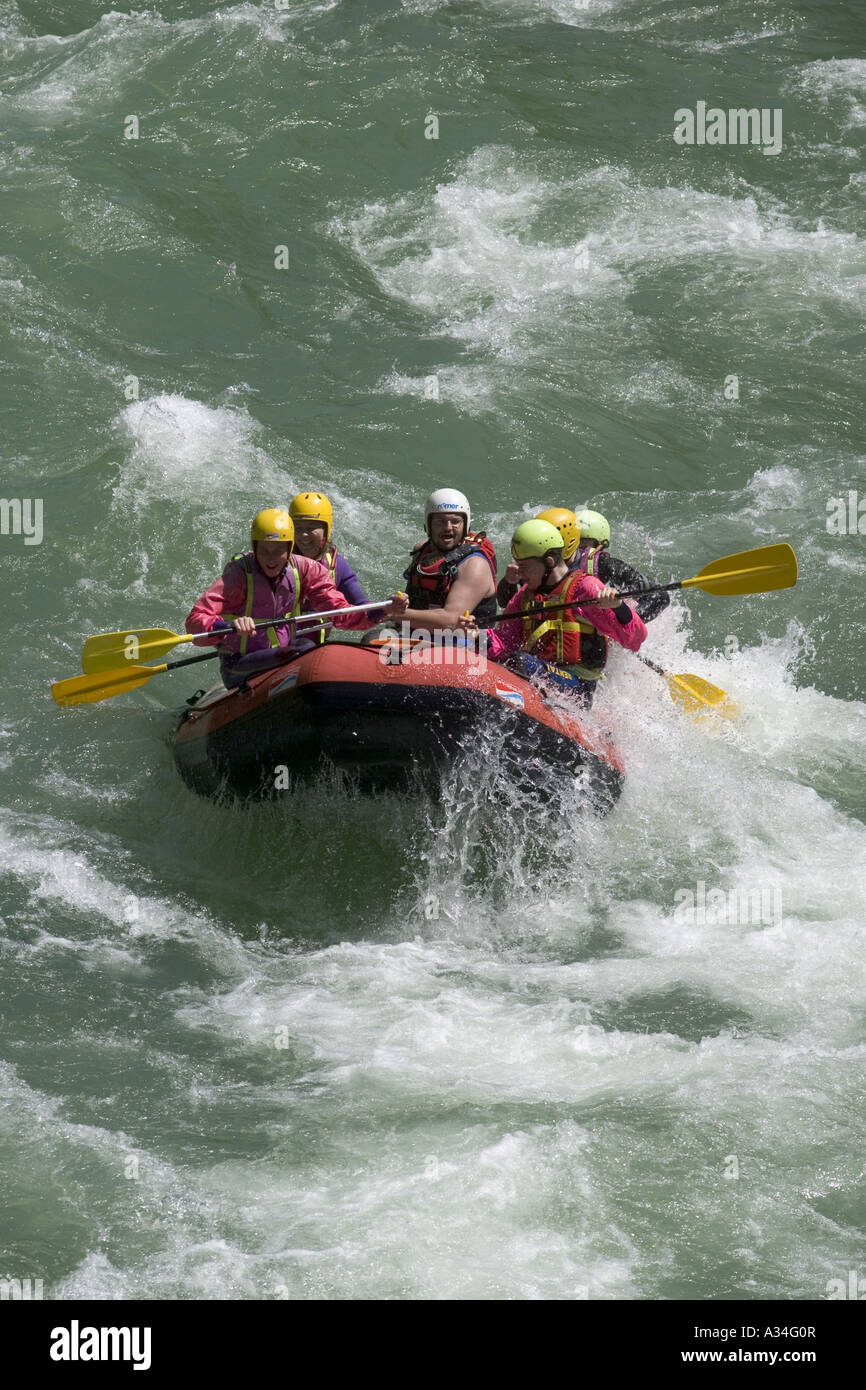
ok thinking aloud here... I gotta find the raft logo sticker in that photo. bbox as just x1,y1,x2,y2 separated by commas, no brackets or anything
494,683,525,710
673,102,783,156
0,497,43,545
826,491,866,535
268,671,299,698
49,1321,152,1370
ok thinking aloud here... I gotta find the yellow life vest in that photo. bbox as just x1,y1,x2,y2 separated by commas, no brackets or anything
223,555,303,655
520,570,607,681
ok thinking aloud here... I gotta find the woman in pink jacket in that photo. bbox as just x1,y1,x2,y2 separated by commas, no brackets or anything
186,508,407,687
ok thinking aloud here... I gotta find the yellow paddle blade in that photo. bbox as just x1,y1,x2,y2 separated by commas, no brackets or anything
52,663,168,707
683,543,797,597
82,627,193,673
667,672,739,720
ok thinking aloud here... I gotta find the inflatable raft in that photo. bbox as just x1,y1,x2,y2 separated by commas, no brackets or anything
173,637,625,807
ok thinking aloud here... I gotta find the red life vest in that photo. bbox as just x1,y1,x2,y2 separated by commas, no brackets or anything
520,569,608,679
404,532,498,624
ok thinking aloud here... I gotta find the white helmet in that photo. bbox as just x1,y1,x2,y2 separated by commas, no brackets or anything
425,487,471,537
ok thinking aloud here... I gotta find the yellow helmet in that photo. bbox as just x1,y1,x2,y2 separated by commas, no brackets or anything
511,519,564,561
290,491,333,543
575,509,610,548
536,507,580,562
251,508,294,547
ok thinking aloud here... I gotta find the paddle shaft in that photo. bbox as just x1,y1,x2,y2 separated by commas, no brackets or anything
161,649,222,674
635,653,667,677
211,599,390,635
488,547,795,624
488,587,674,625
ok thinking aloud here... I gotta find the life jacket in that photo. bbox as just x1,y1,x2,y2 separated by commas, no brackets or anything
575,543,605,578
222,553,303,656
302,543,340,645
520,569,608,680
404,532,498,625
322,543,338,581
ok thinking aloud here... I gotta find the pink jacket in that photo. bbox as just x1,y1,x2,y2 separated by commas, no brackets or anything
486,572,647,661
185,552,375,653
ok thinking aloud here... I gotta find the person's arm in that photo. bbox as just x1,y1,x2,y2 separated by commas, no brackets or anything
185,564,247,646
298,555,402,629
570,574,647,652
497,562,519,608
402,555,495,631
483,590,525,662
334,554,370,607
600,551,670,623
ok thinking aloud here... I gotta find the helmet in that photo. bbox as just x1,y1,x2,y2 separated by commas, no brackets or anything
251,508,294,548
511,518,565,561
536,507,580,562
575,509,610,548
425,488,470,537
290,491,333,543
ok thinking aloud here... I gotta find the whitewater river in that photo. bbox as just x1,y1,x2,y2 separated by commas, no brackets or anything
2,0,865,1300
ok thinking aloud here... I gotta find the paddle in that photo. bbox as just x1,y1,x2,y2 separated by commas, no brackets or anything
81,601,393,673
487,543,796,624
52,649,224,707
635,653,738,720
650,542,797,599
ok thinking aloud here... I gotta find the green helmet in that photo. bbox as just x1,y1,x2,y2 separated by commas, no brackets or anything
575,509,610,548
511,518,565,561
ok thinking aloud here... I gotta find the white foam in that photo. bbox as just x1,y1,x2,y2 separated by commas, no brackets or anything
114,394,283,507
398,0,629,24
795,59,866,130
338,151,866,388
0,809,250,973
377,366,496,413
684,28,792,53
3,4,338,113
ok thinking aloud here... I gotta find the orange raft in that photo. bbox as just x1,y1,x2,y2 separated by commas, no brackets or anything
173,637,625,806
